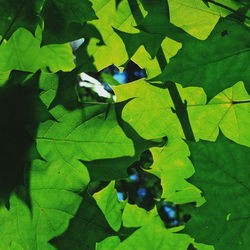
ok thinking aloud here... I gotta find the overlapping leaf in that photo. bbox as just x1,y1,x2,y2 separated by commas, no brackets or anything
52,192,116,250
152,17,250,98
113,79,250,146
115,216,213,250
0,0,249,249
78,0,141,71
94,181,125,231
0,0,43,40
0,0,97,44
0,28,75,73
41,0,97,44
36,103,134,162
168,0,243,39
189,81,250,147
147,138,203,205
0,157,87,249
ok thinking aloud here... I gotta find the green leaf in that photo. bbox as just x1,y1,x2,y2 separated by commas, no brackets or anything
113,79,205,141
148,138,203,205
35,103,136,172
168,0,219,40
81,102,162,181
132,37,182,78
39,72,59,108
101,72,121,86
115,216,213,250
152,17,250,98
168,0,243,40
0,156,87,249
113,79,183,140
0,0,43,40
41,0,97,44
0,28,75,73
96,236,121,250
0,73,52,202
94,181,125,231
113,79,250,147
79,0,147,71
122,203,158,227
52,193,115,250
189,81,250,147
184,133,250,249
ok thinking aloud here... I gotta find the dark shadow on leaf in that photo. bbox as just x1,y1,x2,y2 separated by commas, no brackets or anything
49,69,82,111
80,100,167,181
51,191,116,250
0,71,51,207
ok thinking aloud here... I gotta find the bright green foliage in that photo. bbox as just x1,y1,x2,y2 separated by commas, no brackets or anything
94,182,125,231
122,203,158,227
115,216,212,250
168,0,220,40
113,79,194,140
114,79,250,147
0,0,249,249
189,81,250,147
96,236,121,250
148,138,203,205
0,28,75,72
184,134,250,249
135,37,181,78
81,0,144,71
168,0,243,40
0,159,85,249
36,104,135,161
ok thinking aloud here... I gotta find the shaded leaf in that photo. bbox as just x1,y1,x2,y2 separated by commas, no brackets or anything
152,17,250,98
52,193,115,250
41,0,97,44
0,0,43,40
184,133,250,249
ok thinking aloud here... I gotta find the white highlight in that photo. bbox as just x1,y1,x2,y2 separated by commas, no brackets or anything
79,72,112,99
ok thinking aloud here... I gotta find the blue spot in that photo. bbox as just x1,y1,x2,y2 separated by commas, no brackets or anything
172,220,179,225
137,188,147,197
129,174,138,181
134,70,146,78
113,72,127,83
117,192,125,201
104,83,112,91
164,206,176,218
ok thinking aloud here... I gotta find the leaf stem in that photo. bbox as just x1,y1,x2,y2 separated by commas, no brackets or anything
207,0,250,20
156,47,195,141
